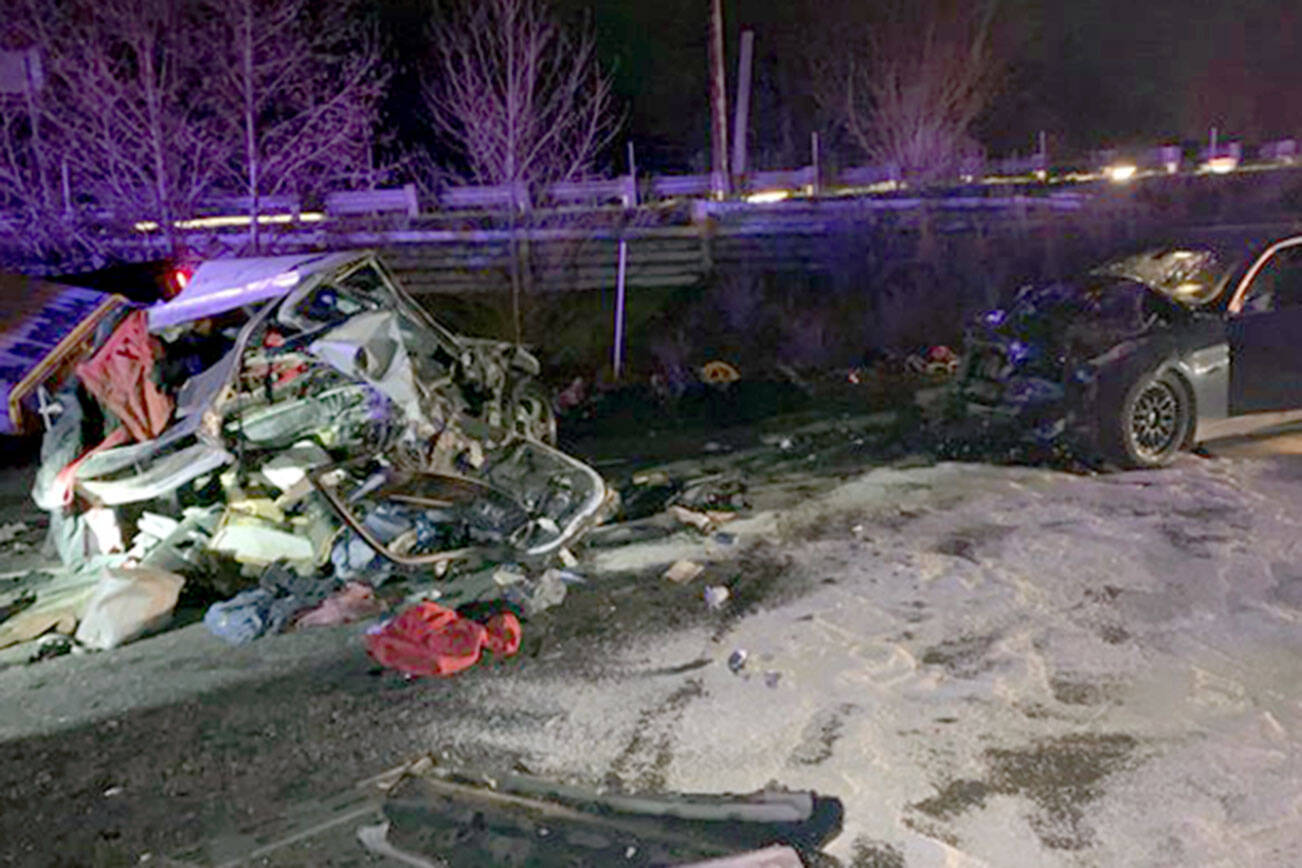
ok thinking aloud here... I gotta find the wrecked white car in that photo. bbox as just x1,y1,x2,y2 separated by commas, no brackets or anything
4,251,610,648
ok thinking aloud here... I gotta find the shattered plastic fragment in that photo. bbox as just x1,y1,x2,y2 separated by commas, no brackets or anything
728,649,748,674
76,442,232,506
82,508,123,555
504,568,569,616
664,560,705,584
680,846,804,867
704,585,730,611
259,441,332,492
209,511,316,570
670,505,714,533
0,567,105,649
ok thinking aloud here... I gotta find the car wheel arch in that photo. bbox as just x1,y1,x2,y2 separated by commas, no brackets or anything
1165,366,1199,449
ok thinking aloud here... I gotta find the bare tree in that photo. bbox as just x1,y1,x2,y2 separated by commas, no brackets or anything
421,0,617,190
206,0,387,251
43,0,231,253
0,54,63,261
812,0,1003,183
422,0,617,344
0,10,103,264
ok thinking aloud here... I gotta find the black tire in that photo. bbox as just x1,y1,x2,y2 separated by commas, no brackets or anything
509,379,557,445
1101,369,1191,469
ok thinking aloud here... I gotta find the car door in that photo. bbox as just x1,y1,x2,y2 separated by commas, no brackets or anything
1227,241,1302,415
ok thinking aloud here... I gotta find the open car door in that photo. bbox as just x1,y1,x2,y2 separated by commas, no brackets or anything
1228,241,1302,415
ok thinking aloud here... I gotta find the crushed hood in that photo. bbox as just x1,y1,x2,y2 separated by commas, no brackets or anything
1090,246,1227,307
148,252,359,331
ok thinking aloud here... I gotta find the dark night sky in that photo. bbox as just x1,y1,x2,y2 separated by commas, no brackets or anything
381,0,1302,173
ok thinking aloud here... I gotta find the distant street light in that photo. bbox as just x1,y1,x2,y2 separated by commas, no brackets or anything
1105,164,1138,183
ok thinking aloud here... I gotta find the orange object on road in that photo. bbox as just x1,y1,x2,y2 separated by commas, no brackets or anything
700,360,740,384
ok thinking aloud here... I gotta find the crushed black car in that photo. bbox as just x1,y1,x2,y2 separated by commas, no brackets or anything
957,234,1302,467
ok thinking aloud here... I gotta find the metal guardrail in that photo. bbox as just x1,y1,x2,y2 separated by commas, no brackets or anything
546,176,637,208
12,136,1301,233
439,183,531,211
837,165,900,186
650,174,713,199
5,135,1301,284
1260,139,1298,162
745,166,817,192
324,184,418,218
197,194,301,216
71,191,1112,296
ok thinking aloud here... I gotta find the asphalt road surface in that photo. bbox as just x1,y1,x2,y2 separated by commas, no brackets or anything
2,412,1300,867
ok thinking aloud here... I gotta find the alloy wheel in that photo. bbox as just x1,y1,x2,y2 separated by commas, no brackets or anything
1130,380,1181,461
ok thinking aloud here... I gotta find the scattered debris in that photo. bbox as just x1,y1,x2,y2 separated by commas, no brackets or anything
664,559,706,584
204,562,334,644
0,568,104,649
671,505,716,533
681,846,804,867
365,760,843,866
700,360,741,385
704,585,730,611
728,649,748,674
294,581,384,628
28,633,74,662
503,567,571,617
674,475,748,513
0,588,36,625
74,566,184,650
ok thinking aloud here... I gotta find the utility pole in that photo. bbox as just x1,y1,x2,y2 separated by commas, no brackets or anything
708,0,730,198
731,29,754,184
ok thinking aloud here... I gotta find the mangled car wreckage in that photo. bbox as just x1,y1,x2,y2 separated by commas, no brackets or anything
958,234,1302,467
2,251,611,650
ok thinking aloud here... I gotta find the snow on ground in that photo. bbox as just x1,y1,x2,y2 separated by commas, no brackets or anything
421,456,1302,867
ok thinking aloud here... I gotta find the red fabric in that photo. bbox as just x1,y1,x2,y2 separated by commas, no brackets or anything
75,310,173,442
364,601,521,678
483,612,523,656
